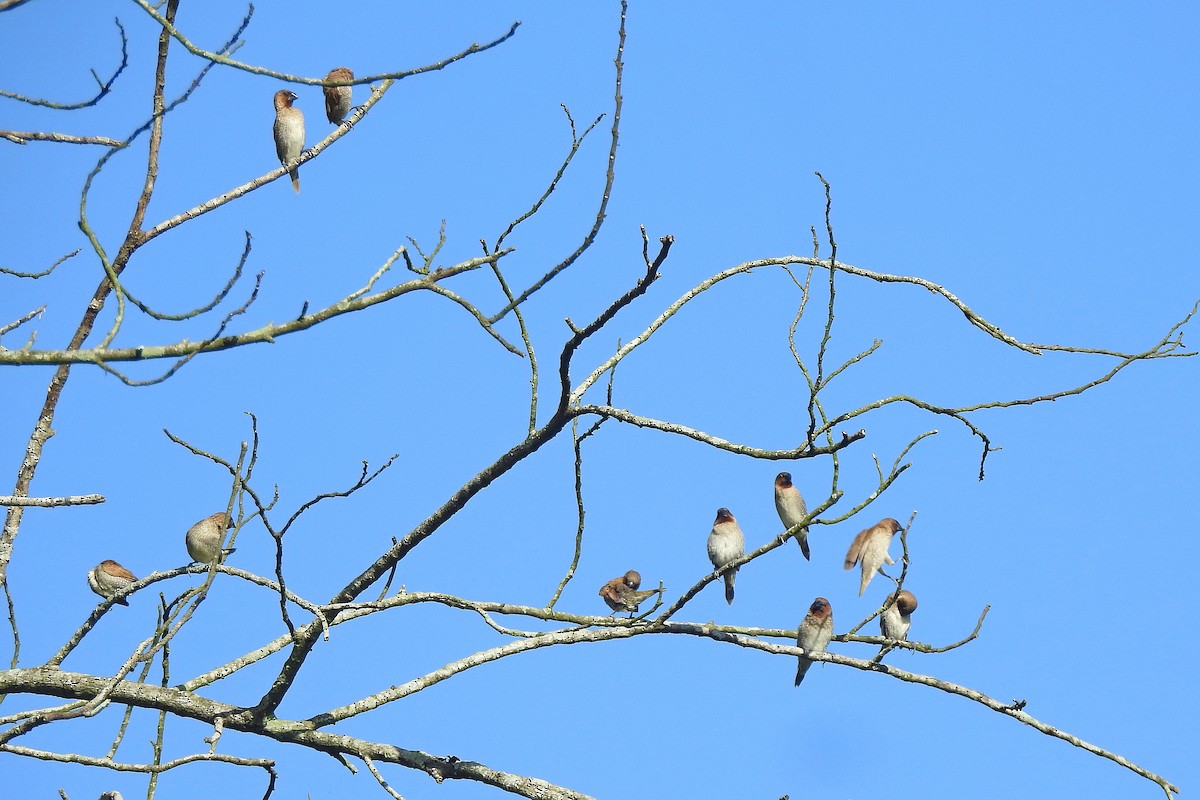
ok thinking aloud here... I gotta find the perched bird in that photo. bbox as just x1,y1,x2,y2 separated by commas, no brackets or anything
774,471,811,560
844,517,902,596
323,66,354,124
880,589,918,644
794,596,834,686
272,89,305,193
707,507,746,605
87,560,136,605
598,569,660,615
186,512,235,564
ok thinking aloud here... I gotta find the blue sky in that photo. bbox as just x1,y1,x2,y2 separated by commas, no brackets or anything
1,2,1196,799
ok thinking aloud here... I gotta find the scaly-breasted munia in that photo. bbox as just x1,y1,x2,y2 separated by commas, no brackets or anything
880,589,918,643
774,471,811,560
186,512,235,564
707,507,746,605
794,596,833,686
844,517,901,596
272,89,305,193
598,569,660,615
323,67,354,124
87,560,136,605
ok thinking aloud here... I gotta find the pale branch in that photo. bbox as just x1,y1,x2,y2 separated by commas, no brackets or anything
0,131,123,146
263,454,399,636
1030,300,1197,356
491,104,606,254
3,578,17,669
164,592,1177,797
485,255,540,431
0,743,275,775
363,755,408,800
124,232,252,322
821,304,1194,479
567,259,758,404
45,565,324,670
811,173,840,445
75,3,250,336
0,307,41,343
572,403,865,460
0,254,505,367
678,629,1179,798
560,236,670,407
306,625,645,727
470,608,543,639
422,282,522,355
0,494,104,507
489,0,627,323
131,0,520,86
96,271,264,387
0,18,128,109
32,579,984,715
137,77,386,248
405,221,447,274
2,606,177,747
0,249,79,279
546,418,590,610
147,602,172,798
0,668,596,800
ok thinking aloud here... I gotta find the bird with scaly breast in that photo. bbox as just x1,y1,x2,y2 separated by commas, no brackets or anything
273,89,305,193
795,596,833,686
774,471,811,560
707,507,745,605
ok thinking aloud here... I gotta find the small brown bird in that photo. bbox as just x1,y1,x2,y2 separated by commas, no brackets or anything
87,560,136,605
598,569,660,615
323,67,354,124
186,512,235,564
272,89,305,192
844,517,902,596
880,589,918,645
706,507,746,605
795,596,834,686
774,471,811,560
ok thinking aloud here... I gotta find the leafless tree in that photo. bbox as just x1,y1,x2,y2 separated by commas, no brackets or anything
0,3,1189,799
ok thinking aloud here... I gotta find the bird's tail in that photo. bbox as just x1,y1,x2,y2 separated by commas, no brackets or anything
798,530,811,561
794,658,811,686
724,572,736,605
290,168,300,193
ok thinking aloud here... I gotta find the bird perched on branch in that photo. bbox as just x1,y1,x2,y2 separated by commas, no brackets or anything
323,66,354,124
844,517,901,596
774,471,810,560
598,570,660,615
795,596,833,686
707,507,745,605
880,589,918,645
87,560,136,605
272,89,305,192
186,512,236,564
